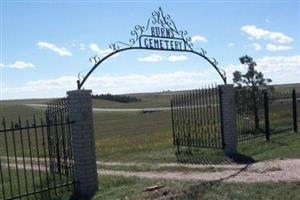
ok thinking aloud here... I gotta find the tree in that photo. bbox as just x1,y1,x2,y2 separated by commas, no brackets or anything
233,55,272,130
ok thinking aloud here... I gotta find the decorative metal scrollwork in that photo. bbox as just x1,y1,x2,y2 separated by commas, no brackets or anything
89,55,101,64
109,7,194,51
211,58,218,66
200,48,207,56
151,7,193,49
80,7,227,90
129,25,146,45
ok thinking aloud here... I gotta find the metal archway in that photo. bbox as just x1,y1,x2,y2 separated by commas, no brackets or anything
77,7,227,89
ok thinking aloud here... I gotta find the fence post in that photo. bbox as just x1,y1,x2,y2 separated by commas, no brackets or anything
293,89,298,133
264,91,270,141
67,90,98,197
219,84,237,155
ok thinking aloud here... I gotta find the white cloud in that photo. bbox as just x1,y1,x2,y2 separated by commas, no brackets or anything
191,35,208,43
265,19,271,23
251,43,262,50
226,55,300,84
256,55,300,70
137,54,163,62
241,25,293,44
166,55,188,62
228,42,235,47
2,70,221,98
1,61,35,69
266,43,293,52
137,54,188,62
37,42,72,56
89,43,112,56
79,43,85,50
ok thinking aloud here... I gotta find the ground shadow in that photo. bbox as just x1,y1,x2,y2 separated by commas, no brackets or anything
227,153,256,164
175,148,256,165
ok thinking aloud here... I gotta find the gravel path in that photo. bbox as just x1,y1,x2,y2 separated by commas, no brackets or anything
99,159,300,183
2,157,300,183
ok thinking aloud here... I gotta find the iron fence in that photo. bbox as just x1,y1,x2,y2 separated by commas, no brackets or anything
45,98,72,176
235,88,298,143
297,91,300,132
0,98,75,200
235,88,266,143
268,91,294,134
171,86,223,150
0,115,75,200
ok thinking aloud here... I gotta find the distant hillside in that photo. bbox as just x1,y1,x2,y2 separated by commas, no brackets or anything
1,83,299,109
92,94,141,103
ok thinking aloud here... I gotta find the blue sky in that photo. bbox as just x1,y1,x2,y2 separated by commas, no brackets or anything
0,0,299,99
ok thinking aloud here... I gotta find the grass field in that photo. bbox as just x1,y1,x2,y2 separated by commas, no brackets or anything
1,83,300,199
94,175,300,200
0,168,74,200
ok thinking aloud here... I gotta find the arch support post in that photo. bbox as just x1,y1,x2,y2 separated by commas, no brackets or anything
67,89,98,197
219,84,237,155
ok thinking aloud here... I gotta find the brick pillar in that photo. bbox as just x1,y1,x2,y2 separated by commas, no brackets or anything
219,84,237,155
67,90,98,197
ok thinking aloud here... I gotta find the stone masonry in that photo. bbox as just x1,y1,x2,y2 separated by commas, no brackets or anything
67,90,98,197
219,84,237,155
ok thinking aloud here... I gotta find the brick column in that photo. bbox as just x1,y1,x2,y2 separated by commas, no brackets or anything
67,90,98,197
219,84,237,155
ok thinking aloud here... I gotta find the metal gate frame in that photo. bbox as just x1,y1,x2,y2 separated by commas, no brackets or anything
171,85,223,151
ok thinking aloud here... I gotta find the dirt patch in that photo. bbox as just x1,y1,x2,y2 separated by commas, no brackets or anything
99,159,300,183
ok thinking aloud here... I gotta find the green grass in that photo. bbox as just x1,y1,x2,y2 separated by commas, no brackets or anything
95,129,300,164
182,181,300,200
92,175,300,200
93,175,191,200
93,110,174,162
99,163,225,173
0,168,74,200
0,104,45,126
238,131,300,161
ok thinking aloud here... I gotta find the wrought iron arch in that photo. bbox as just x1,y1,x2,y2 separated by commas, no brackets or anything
77,7,227,89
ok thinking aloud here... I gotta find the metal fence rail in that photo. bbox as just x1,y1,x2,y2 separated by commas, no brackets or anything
235,88,265,143
235,88,298,143
171,86,222,150
297,91,300,133
268,91,293,134
45,98,72,176
0,115,75,200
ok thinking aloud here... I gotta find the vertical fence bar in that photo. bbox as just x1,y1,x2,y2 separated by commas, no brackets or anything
203,87,209,147
176,94,183,153
40,118,51,198
187,91,192,149
183,93,188,146
11,121,21,197
195,89,201,147
191,89,197,147
219,87,225,148
176,94,181,147
18,116,29,200
33,115,43,194
0,152,6,199
171,98,176,145
26,119,37,199
293,89,298,133
3,118,14,198
264,91,270,141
